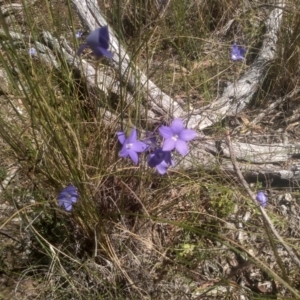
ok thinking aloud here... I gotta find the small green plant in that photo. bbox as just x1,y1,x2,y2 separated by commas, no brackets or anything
208,187,235,218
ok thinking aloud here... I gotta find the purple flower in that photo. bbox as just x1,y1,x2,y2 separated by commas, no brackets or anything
28,47,37,57
159,119,197,156
231,43,245,61
58,185,78,211
75,31,83,38
117,129,148,165
148,148,174,175
256,191,267,207
77,25,113,59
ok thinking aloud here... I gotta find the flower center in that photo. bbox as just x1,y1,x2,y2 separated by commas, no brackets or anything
158,152,163,158
172,134,179,141
125,143,132,149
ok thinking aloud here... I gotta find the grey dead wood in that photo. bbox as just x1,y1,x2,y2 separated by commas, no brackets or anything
71,0,285,129
178,139,300,183
42,31,155,119
71,0,183,119
187,2,285,130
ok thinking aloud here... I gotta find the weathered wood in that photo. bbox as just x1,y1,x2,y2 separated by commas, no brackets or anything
187,2,285,130
179,139,300,183
41,31,155,119
71,0,285,130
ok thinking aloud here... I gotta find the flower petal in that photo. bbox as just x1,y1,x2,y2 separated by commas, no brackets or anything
98,26,110,49
64,202,73,211
162,151,173,165
76,44,88,56
159,126,173,139
162,138,176,151
231,43,239,56
239,47,246,57
86,28,101,47
117,132,126,144
175,139,188,156
90,46,112,58
127,128,137,143
231,43,245,61
148,153,159,167
156,161,169,174
119,146,129,158
98,47,113,59
57,185,78,211
28,47,37,56
75,31,82,38
128,150,139,164
171,119,184,134
131,141,147,153
179,129,197,141
256,192,267,207
90,45,104,57
70,196,78,204
148,151,163,167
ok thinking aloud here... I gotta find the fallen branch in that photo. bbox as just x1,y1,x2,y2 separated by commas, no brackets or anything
71,0,285,130
187,1,285,130
72,0,182,119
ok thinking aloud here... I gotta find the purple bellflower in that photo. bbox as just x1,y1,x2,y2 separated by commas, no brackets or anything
58,185,78,211
117,129,148,165
77,25,113,59
159,119,197,156
148,148,174,175
256,191,267,207
28,47,37,57
231,43,245,61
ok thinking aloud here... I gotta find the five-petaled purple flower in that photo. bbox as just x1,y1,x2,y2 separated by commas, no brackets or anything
58,185,78,211
117,129,148,165
77,26,113,59
256,191,267,207
231,43,245,61
159,119,197,156
148,148,174,175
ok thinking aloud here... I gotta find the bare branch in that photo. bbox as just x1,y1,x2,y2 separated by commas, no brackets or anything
187,2,285,130
71,0,285,130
